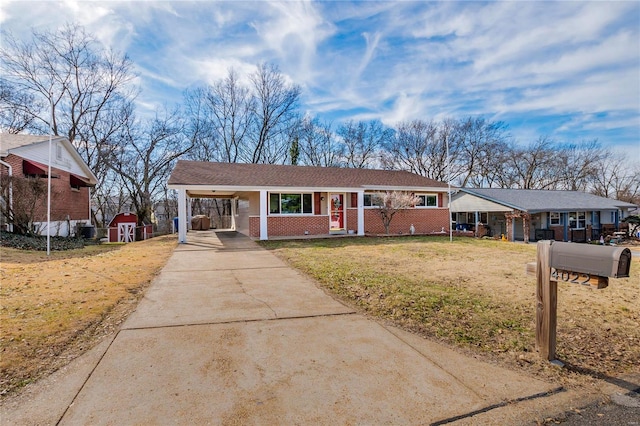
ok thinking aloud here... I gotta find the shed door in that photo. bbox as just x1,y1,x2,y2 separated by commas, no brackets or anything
118,223,135,243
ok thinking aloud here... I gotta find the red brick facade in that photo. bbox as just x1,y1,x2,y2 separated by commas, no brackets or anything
362,208,450,235
1,153,91,223
248,207,450,238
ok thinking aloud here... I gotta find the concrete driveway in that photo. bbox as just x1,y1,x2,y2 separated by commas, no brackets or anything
3,231,583,425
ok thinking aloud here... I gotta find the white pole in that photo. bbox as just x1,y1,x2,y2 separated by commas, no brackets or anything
47,96,53,255
446,137,452,242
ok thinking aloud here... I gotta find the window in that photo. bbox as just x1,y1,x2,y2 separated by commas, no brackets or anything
550,212,560,226
269,193,313,214
466,212,475,224
568,211,586,229
363,194,383,207
415,194,437,208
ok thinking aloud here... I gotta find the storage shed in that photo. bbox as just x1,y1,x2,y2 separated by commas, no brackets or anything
108,213,138,243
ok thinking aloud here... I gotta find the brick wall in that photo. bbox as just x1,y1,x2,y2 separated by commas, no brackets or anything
346,209,358,232
551,226,564,241
363,208,450,235
249,216,259,237
249,215,330,237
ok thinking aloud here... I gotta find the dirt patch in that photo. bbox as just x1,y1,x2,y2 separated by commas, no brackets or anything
0,235,177,396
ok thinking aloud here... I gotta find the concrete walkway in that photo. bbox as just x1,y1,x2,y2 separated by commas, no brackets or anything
3,231,584,425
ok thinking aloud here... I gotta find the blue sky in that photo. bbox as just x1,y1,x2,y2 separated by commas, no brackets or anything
2,1,639,151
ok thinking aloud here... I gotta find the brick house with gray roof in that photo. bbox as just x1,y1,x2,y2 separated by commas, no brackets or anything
451,188,637,242
167,160,452,242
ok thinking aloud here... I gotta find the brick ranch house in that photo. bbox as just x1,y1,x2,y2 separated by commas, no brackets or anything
450,188,637,243
167,161,452,242
0,133,97,236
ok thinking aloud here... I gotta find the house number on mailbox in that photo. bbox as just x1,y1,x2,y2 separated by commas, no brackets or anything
550,268,594,286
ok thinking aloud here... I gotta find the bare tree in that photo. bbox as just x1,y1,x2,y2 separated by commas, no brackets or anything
247,63,301,164
338,120,391,168
456,117,510,188
383,119,437,175
504,137,562,189
185,69,255,163
591,153,640,203
382,119,460,182
0,175,47,235
371,191,421,234
108,108,193,225
1,23,138,226
0,78,41,133
555,140,608,191
296,116,343,167
0,24,137,159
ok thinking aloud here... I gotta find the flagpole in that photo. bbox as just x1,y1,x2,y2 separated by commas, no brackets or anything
447,137,452,242
47,95,53,255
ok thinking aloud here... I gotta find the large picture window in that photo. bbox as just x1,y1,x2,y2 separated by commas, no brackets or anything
269,193,313,214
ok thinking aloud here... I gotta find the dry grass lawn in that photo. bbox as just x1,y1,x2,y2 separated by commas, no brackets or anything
1,233,637,398
0,235,177,396
261,236,640,387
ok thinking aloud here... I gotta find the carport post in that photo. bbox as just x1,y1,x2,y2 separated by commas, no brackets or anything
259,190,268,240
357,191,365,236
177,188,187,243
231,197,237,230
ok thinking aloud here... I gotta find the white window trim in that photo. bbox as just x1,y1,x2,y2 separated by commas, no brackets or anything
363,193,383,208
268,192,314,215
549,212,561,226
567,211,586,229
415,193,439,208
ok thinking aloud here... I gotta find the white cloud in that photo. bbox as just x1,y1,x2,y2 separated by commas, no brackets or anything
0,1,637,146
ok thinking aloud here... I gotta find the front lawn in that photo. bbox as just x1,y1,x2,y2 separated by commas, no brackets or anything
261,236,640,384
0,235,177,396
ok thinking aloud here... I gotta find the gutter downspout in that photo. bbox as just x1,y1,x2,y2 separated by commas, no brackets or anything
0,159,13,232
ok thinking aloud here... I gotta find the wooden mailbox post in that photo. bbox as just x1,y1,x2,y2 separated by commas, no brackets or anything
529,241,632,363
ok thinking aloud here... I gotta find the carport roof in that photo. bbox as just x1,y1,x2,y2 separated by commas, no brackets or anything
460,188,637,213
168,160,449,190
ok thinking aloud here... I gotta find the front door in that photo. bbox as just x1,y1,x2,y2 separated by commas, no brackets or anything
329,193,345,231
118,223,135,243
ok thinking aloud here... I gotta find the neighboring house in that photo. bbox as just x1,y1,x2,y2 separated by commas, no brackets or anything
167,161,452,242
451,188,637,243
0,134,98,236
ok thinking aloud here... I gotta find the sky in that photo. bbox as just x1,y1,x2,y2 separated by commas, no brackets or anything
1,1,639,151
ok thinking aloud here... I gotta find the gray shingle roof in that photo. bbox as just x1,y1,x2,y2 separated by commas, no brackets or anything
462,188,636,212
168,160,449,190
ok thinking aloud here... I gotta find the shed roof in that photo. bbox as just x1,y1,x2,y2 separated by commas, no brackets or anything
168,160,449,190
460,188,636,213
